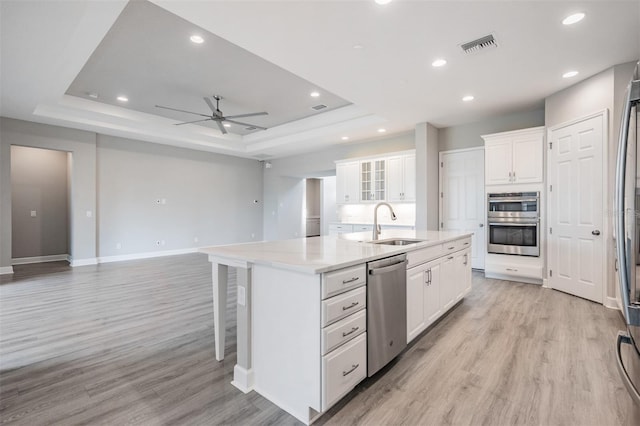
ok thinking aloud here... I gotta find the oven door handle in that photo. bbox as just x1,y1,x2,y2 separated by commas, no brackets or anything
488,198,538,203
488,222,538,227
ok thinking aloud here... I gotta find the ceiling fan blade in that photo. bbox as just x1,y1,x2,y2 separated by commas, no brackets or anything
224,112,268,119
174,118,212,126
225,119,268,130
156,105,211,117
203,97,217,113
215,120,228,135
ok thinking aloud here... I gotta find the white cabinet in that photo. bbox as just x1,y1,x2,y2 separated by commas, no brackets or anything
328,224,353,235
483,127,544,185
387,154,416,202
336,161,359,204
360,159,386,202
406,237,472,343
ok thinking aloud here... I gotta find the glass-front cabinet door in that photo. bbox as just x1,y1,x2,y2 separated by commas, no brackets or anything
361,160,385,201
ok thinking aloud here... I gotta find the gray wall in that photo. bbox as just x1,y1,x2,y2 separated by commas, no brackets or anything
11,146,69,258
96,135,264,257
415,122,439,231
544,61,637,302
0,117,264,270
438,108,545,152
263,132,415,241
0,118,97,267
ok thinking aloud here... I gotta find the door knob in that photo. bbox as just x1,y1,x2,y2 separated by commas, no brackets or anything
479,223,484,228
592,230,601,236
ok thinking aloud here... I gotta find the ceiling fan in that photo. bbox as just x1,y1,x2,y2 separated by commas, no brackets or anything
155,95,268,134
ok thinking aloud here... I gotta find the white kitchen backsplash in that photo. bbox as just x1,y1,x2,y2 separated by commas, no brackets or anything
337,203,416,226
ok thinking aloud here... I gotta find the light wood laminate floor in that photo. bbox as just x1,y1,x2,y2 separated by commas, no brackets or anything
0,254,633,425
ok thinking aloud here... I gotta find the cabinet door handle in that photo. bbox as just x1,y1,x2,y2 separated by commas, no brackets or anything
464,242,470,246
464,254,468,265
447,246,455,250
342,301,359,311
342,326,360,337
448,256,454,260
342,363,360,377
342,277,359,284
506,268,518,272
512,171,516,181
508,171,512,181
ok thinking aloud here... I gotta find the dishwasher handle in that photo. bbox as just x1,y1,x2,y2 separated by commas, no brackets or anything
368,259,407,275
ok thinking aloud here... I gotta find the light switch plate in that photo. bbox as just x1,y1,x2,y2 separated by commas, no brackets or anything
30,210,36,217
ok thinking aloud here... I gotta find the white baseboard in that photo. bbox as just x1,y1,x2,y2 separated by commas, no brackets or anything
12,254,70,265
97,248,197,264
70,257,98,267
0,266,14,275
231,365,254,394
542,278,549,288
604,296,620,310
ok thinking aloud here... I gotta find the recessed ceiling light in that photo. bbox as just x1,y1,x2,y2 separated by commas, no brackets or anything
562,13,585,25
341,136,349,141
353,44,365,49
375,0,393,4
87,92,99,99
310,91,320,98
223,123,231,128
190,35,204,44
432,59,447,67
117,96,128,102
462,95,474,102
563,70,579,78
378,128,387,133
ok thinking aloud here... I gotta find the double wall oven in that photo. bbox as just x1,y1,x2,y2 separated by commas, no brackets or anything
487,192,540,257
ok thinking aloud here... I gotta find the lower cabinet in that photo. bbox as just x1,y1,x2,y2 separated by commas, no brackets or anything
406,243,472,344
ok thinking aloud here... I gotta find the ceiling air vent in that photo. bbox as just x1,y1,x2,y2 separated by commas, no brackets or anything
460,34,497,54
311,104,327,111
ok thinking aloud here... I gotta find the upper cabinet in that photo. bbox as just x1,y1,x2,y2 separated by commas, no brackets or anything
336,150,415,204
360,159,386,202
336,161,359,204
387,153,416,202
483,127,544,185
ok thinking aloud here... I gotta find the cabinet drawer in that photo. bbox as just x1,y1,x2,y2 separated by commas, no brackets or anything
322,264,366,299
407,244,443,268
443,237,471,254
321,309,366,355
329,224,353,234
352,224,373,232
486,263,542,279
322,286,366,327
322,332,367,411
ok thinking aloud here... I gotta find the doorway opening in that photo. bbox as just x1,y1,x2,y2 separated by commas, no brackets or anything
10,146,72,265
304,176,337,237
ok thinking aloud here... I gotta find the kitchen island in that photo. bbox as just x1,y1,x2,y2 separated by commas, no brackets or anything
200,229,472,424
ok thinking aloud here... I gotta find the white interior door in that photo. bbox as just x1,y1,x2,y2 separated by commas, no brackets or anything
439,148,485,270
548,112,605,303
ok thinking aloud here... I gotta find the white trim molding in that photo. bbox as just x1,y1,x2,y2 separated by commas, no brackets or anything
70,257,99,267
97,248,198,264
604,296,620,310
12,254,70,265
231,365,255,394
0,266,14,275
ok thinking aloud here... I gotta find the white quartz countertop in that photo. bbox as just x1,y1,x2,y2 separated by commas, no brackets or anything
200,229,472,274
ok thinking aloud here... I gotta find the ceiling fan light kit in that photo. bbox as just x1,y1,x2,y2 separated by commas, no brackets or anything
156,95,268,134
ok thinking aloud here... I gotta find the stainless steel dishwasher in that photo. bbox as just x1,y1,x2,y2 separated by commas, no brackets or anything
367,253,407,377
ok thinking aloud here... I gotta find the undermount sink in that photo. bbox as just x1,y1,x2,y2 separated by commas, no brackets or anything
371,238,425,246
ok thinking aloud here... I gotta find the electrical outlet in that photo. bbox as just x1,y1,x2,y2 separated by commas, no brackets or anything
30,210,37,217
161,198,166,205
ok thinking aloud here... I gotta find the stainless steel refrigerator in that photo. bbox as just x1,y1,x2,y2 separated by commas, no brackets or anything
615,60,640,423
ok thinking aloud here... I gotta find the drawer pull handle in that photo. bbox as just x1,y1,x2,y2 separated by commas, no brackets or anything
342,363,360,377
342,277,359,284
506,268,518,272
448,246,455,250
448,256,454,260
342,301,359,311
342,326,360,337
464,242,469,245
